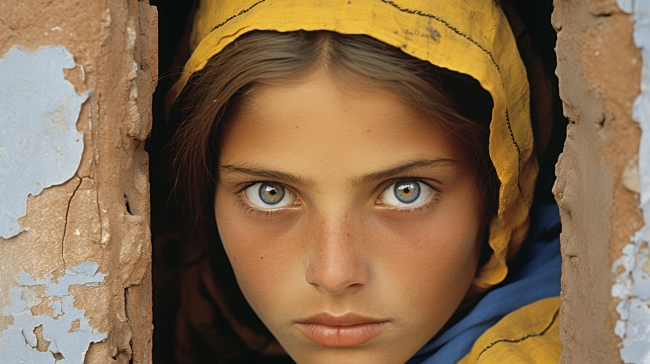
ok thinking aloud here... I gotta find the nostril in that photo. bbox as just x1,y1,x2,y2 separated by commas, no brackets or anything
304,258,370,295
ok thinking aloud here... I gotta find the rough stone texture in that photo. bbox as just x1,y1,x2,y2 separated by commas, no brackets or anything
0,0,156,363
552,0,643,362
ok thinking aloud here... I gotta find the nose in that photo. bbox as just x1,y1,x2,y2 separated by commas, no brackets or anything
304,214,370,295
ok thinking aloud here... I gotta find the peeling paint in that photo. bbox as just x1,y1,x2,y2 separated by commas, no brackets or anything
0,262,108,363
612,2,650,363
0,45,88,239
618,0,633,14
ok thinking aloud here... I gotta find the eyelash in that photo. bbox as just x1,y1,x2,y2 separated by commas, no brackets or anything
234,181,296,218
234,181,263,195
238,202,285,218
377,177,440,212
234,177,440,218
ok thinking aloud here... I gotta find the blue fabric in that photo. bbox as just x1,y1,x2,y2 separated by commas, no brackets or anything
407,203,562,364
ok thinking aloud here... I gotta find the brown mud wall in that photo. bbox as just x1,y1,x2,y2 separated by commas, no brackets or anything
0,0,156,362
553,0,642,362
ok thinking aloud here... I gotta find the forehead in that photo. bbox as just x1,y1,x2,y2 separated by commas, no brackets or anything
218,69,468,179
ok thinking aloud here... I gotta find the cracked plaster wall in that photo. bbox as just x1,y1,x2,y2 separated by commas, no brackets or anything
611,1,650,363
553,0,644,362
0,0,157,363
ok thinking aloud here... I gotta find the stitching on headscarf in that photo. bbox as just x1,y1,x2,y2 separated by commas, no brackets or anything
379,0,525,201
210,0,267,33
475,307,559,360
504,109,524,202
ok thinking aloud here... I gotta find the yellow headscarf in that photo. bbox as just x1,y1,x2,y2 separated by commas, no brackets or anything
170,0,538,290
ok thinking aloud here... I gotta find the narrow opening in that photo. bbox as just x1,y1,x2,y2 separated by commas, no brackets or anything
124,194,132,215
148,1,566,362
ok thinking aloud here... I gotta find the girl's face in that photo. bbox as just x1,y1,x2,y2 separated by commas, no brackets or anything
215,69,485,363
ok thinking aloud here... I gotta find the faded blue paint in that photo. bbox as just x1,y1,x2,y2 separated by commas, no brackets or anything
0,262,108,364
0,45,88,239
613,1,650,363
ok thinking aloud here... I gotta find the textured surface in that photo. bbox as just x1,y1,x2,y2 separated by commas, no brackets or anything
0,263,107,363
0,46,87,239
553,0,643,362
611,1,650,362
0,1,157,363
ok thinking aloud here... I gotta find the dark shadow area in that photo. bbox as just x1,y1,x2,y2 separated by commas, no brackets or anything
149,1,194,363
148,1,567,363
509,0,567,204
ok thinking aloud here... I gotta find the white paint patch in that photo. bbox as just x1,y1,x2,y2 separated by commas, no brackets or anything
0,262,108,363
618,0,633,14
612,1,650,363
127,27,137,49
0,46,88,239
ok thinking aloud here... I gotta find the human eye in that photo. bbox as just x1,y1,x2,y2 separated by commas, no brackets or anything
377,179,435,210
242,181,300,210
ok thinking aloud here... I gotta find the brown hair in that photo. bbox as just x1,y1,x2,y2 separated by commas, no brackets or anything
171,30,497,242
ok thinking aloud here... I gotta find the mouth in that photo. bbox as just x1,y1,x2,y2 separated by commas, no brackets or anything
295,313,389,347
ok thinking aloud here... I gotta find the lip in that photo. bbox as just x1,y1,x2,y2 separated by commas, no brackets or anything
295,313,389,347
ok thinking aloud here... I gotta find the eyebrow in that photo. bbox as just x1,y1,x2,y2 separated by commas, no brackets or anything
219,164,315,186
220,159,458,186
354,158,459,185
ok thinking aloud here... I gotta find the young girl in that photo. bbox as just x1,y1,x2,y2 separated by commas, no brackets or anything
165,0,562,362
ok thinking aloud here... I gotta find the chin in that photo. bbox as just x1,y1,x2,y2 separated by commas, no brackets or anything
286,346,416,364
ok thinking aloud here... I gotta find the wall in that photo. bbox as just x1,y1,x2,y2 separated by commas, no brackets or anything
611,1,650,362
552,0,645,362
0,0,156,363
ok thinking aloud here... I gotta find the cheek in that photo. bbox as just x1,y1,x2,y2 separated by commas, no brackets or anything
214,195,302,312
375,211,482,300
371,191,484,321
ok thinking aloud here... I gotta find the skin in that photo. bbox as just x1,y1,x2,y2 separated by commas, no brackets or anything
215,68,486,363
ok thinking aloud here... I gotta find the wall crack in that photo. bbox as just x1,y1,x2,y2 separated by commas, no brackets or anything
0,16,16,32
61,175,82,269
0,45,88,239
